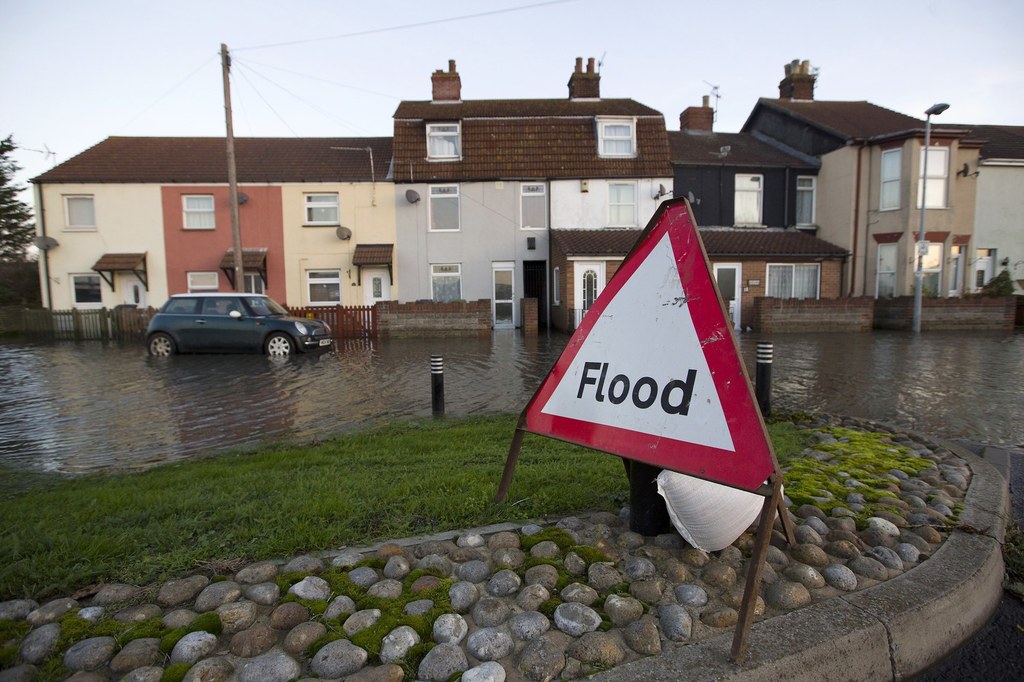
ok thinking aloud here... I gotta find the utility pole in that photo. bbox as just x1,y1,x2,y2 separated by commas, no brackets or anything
221,43,244,292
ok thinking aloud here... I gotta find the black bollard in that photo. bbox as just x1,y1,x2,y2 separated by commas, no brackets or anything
431,355,445,417
627,460,671,536
755,341,772,418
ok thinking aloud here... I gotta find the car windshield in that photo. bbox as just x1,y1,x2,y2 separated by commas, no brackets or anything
245,296,289,317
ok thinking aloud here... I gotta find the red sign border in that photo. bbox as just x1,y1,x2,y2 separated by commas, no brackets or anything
523,199,777,492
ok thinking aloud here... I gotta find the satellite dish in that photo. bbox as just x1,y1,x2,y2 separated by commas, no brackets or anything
335,226,352,241
33,236,59,251
405,189,421,204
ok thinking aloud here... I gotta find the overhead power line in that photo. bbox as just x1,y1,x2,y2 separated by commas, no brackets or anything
114,55,218,134
234,0,576,51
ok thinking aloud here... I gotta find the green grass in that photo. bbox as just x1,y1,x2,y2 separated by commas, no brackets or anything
0,415,629,599
0,414,817,601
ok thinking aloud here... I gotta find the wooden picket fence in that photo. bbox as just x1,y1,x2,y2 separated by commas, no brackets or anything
20,307,156,342
287,305,378,339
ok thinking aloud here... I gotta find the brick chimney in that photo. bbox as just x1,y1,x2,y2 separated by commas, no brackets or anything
568,57,600,100
431,60,461,102
680,95,714,134
779,59,816,100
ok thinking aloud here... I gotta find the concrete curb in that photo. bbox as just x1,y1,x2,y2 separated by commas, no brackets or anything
596,438,1011,682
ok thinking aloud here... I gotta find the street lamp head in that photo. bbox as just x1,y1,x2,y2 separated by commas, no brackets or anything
925,103,950,117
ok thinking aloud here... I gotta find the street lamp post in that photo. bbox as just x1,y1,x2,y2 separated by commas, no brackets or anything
913,102,950,334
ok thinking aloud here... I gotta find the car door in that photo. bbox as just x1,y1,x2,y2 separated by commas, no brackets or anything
198,296,262,352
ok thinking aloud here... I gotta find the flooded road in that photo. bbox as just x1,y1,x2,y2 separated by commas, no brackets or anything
0,330,1021,474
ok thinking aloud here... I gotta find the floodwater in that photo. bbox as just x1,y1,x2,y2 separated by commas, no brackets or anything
0,330,1021,475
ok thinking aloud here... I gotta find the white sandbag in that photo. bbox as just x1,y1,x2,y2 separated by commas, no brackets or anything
656,470,770,552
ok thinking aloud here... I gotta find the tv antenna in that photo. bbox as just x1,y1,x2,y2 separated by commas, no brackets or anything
597,51,607,73
702,81,721,122
22,144,57,165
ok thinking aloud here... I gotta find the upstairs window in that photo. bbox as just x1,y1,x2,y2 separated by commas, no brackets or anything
734,174,763,226
795,176,816,225
521,183,547,229
65,195,96,230
430,185,460,231
917,147,949,209
183,195,215,230
880,149,901,210
427,123,461,160
608,183,637,226
597,118,636,157
305,193,339,225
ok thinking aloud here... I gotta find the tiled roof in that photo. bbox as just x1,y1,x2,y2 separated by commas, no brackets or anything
33,137,393,184
551,229,643,257
747,99,924,141
699,228,848,258
92,253,146,271
552,227,847,260
393,99,670,181
352,243,393,266
668,131,816,168
947,124,1024,160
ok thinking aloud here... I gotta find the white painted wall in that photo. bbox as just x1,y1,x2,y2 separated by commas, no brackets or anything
974,163,1024,290
35,183,167,309
550,177,672,229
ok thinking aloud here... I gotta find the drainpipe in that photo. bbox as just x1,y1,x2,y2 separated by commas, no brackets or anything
849,144,864,296
784,167,790,226
34,182,53,309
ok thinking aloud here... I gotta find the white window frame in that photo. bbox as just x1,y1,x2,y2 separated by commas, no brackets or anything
182,194,215,230
917,146,949,209
520,183,547,230
608,182,637,227
243,273,265,295
880,148,902,211
187,271,219,292
304,193,340,225
307,270,342,306
429,185,460,232
795,176,816,225
597,117,636,158
876,244,897,298
734,174,764,226
426,123,461,160
71,273,102,308
431,263,462,302
766,263,820,300
64,195,96,231
552,266,561,305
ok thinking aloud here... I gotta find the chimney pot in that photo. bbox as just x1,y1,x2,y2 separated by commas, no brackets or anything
575,57,583,73
702,95,710,108
448,59,456,73
587,57,595,73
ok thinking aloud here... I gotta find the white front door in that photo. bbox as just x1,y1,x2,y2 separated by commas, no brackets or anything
362,267,391,306
120,274,147,308
973,250,994,291
573,261,605,329
492,262,515,328
713,263,742,330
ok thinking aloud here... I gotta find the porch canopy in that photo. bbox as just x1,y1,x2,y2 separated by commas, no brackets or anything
91,252,148,291
220,247,268,289
351,243,393,285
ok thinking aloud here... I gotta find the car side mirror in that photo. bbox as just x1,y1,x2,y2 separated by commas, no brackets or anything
229,310,243,319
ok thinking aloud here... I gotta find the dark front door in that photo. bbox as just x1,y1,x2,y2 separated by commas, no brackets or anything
523,261,547,329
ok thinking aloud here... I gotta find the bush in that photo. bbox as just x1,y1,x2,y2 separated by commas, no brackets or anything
980,270,1015,297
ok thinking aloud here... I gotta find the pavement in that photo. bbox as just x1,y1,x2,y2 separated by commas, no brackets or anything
591,437,1012,682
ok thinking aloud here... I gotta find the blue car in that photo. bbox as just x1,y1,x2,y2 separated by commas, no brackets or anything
146,293,332,356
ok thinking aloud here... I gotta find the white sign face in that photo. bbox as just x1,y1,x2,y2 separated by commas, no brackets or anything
540,231,735,452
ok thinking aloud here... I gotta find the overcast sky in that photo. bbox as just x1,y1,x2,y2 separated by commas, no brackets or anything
4,0,1023,199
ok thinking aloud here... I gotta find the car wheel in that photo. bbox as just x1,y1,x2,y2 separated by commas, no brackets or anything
265,332,295,357
148,332,176,356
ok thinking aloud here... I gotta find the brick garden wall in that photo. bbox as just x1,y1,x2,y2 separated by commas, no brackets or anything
376,300,492,337
874,296,1016,331
752,298,874,334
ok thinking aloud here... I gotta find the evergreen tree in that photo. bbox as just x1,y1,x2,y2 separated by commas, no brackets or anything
0,135,35,262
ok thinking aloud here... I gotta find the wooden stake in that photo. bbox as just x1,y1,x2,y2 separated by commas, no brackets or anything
730,475,784,664
495,417,526,503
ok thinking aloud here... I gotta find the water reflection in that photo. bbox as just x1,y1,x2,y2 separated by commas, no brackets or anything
0,330,1020,475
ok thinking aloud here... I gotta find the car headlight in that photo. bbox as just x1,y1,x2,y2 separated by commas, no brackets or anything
294,321,308,335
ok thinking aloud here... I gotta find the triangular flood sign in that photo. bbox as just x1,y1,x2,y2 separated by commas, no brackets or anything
524,199,775,492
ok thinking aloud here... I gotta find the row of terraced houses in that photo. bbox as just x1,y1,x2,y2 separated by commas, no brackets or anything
32,58,1024,332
